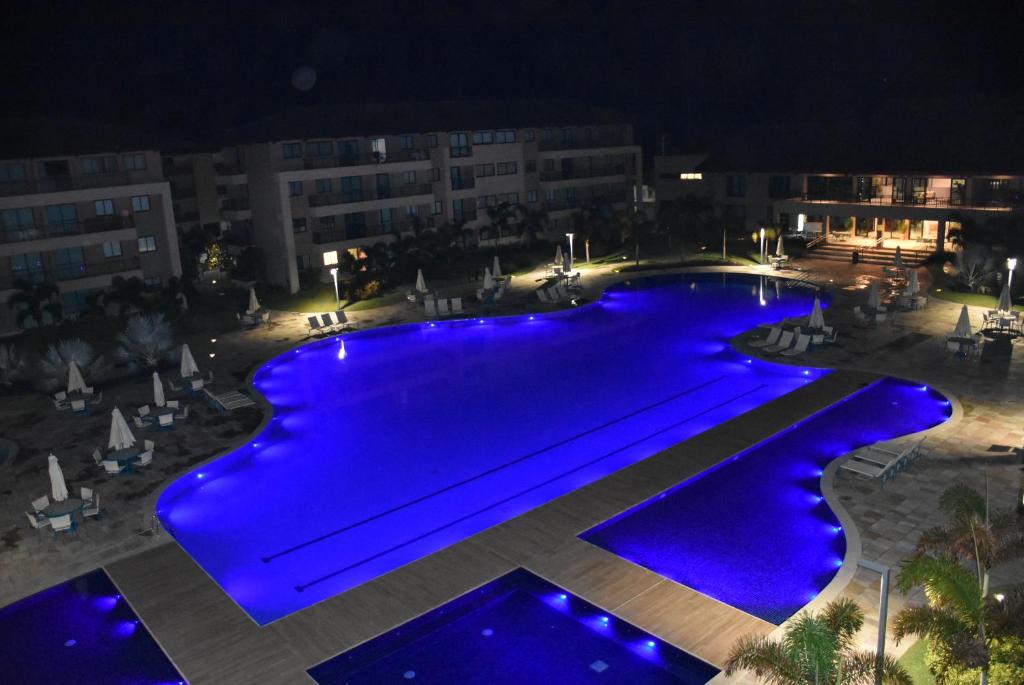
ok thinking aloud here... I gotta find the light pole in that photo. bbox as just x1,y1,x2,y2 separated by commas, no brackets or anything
330,267,340,309
566,232,575,268
760,227,766,264
858,558,891,685
1008,257,1018,292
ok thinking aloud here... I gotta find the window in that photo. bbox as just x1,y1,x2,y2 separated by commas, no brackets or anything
94,199,115,216
401,170,417,184
102,240,122,257
11,252,45,283
131,195,151,212
472,131,494,145
498,192,518,204
495,130,516,144
449,132,471,157
496,161,517,175
82,155,117,174
379,208,393,225
306,141,332,157
0,162,26,182
282,142,302,159
292,218,307,233
337,139,360,161
527,190,538,203
315,178,333,194
62,289,92,314
339,176,362,202
679,172,703,181
452,198,470,221
725,175,746,198
45,204,76,232
3,207,36,240
477,195,496,209
144,276,162,289
319,216,336,229
296,254,311,270
53,246,85,280
525,160,536,173
768,175,790,198
426,134,438,148
450,166,472,190
370,138,387,161
123,153,146,171
432,200,443,215
137,236,157,253
476,163,495,177
405,205,418,217
525,129,535,142
399,135,413,150
543,158,555,172
430,168,441,182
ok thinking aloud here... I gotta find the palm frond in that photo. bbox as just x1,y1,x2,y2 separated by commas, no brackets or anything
821,597,865,645
724,634,804,685
893,604,970,643
897,554,983,620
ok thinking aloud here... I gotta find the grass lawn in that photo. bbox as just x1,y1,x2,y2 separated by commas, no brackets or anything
898,639,937,685
926,263,1022,311
264,282,409,313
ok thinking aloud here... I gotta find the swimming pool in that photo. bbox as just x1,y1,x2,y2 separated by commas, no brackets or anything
581,378,951,624
0,569,183,685
308,569,719,684
158,274,826,624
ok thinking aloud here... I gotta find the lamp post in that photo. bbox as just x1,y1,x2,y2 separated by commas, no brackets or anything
858,558,891,685
330,267,340,309
1008,257,1018,292
760,227,766,264
566,232,575,268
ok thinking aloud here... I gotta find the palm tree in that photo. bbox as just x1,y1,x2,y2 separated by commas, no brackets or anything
725,597,912,685
516,205,548,246
116,313,175,369
615,207,656,267
485,202,518,248
6,279,62,328
571,201,609,264
894,483,1024,685
108,275,150,316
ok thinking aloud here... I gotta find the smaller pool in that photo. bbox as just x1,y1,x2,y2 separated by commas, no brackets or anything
0,569,184,685
308,569,719,684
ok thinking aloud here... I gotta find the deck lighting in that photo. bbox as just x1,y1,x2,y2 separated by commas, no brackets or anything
995,593,1005,602
558,593,567,600
210,338,217,343
646,640,656,648
209,353,216,358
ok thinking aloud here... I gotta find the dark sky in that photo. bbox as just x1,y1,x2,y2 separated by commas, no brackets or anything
3,0,1023,149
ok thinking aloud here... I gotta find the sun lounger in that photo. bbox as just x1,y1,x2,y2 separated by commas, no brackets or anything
451,298,463,314
780,333,811,356
749,326,782,348
763,329,795,354
424,299,437,316
437,299,450,315
319,313,338,332
333,310,354,331
838,438,927,487
203,388,255,412
537,288,552,303
307,316,323,336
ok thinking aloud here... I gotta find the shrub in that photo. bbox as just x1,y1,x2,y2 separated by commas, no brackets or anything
355,279,382,300
926,636,1024,685
0,344,27,386
116,313,175,369
38,338,108,391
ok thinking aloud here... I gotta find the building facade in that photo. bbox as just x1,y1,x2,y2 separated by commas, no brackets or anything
0,149,181,335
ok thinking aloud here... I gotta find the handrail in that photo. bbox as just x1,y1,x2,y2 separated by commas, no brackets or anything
806,234,826,250
872,234,885,248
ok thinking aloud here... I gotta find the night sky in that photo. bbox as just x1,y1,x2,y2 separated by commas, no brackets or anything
3,0,1023,150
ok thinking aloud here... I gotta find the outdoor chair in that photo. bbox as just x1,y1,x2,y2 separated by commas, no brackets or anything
425,299,437,317
157,413,174,430
307,316,323,336
26,511,50,530
144,439,155,452
780,333,811,356
31,495,49,512
139,405,151,416
80,487,93,503
174,406,189,420
138,450,154,466
763,329,795,354
166,400,180,409
451,298,463,314
92,449,103,466
103,460,123,474
83,493,101,518
133,415,147,429
437,299,450,315
52,398,68,411
83,387,94,395
168,379,183,392
749,326,782,348
333,310,354,331
320,313,338,332
50,514,75,534
54,391,67,401
537,288,551,303
71,399,87,413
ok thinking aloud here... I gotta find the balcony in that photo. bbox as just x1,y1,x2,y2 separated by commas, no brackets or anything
307,183,432,208
1,216,134,246
54,257,141,282
789,192,1018,211
452,208,478,223
539,165,626,182
0,172,156,197
543,194,626,212
221,198,251,211
311,221,417,245
302,149,430,170
538,135,630,151
214,163,246,176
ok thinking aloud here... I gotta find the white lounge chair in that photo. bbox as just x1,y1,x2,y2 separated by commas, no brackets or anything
424,299,437,317
763,329,795,354
26,511,50,530
103,460,123,474
80,486,93,502
92,448,103,466
780,333,811,356
50,514,74,534
749,326,782,348
451,298,463,314
437,299,450,315
83,493,101,518
31,496,49,512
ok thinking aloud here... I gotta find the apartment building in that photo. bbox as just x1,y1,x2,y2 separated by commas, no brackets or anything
187,102,644,292
0,121,182,335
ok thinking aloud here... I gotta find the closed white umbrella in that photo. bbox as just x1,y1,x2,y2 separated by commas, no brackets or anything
152,371,166,407
953,305,972,339
180,344,200,378
894,246,903,268
867,282,881,310
247,287,260,314
67,361,86,394
808,296,825,330
776,234,786,257
415,269,428,293
904,269,920,296
108,407,136,451
997,283,1011,313
48,454,68,502
483,267,494,291
554,244,563,265
492,255,502,279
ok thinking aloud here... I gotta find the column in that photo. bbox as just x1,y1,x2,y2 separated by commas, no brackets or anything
936,219,946,254
824,214,831,239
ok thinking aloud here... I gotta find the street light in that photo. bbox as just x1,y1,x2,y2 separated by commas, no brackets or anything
760,227,766,264
329,267,340,309
566,232,575,268
1008,257,1018,292
858,558,891,685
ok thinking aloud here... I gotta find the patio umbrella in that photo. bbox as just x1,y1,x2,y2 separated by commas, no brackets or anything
152,371,166,408
953,305,972,339
48,454,68,502
108,407,136,451
905,269,920,296
776,235,786,257
415,269,428,293
180,344,200,378
483,267,494,291
808,296,825,330
867,282,881,310
554,244,563,265
492,255,502,279
997,283,1012,313
247,287,260,314
893,246,904,268
67,361,86,394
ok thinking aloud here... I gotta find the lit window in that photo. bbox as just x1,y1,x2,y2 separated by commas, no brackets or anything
322,250,338,266
679,172,703,180
137,236,157,252
131,195,150,212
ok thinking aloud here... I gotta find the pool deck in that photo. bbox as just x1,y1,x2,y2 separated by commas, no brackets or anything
107,367,878,684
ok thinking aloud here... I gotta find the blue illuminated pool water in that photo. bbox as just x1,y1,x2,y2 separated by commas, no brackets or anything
0,569,183,685
582,378,951,624
158,274,826,624
308,569,719,684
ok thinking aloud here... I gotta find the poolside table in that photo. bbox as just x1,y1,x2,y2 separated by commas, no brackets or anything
108,447,141,473
39,498,85,519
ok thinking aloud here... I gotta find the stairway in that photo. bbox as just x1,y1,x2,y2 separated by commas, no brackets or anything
807,242,931,266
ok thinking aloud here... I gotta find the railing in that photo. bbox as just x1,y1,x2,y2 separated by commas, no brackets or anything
538,136,630,151
539,165,626,182
302,149,429,170
311,221,418,245
806,234,827,250
0,172,158,197
453,208,478,223
54,257,141,282
162,161,193,176
450,178,475,191
1,216,135,245
214,163,246,176
308,183,432,207
543,194,625,212
790,193,1019,210
221,198,251,211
